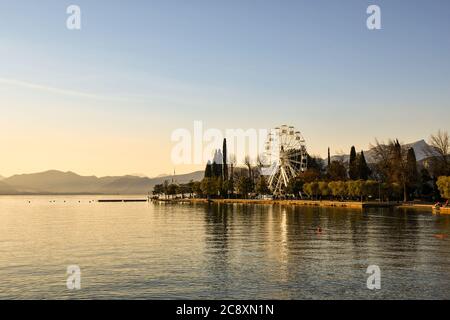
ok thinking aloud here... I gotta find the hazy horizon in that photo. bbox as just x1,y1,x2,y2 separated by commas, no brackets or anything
1,0,449,177
0,138,434,179
0,168,204,179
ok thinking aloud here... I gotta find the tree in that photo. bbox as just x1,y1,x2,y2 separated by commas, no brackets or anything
328,160,347,181
192,181,203,197
391,182,403,201
216,177,225,197
163,180,170,199
370,139,392,183
212,161,221,178
222,138,228,180
347,180,363,201
303,182,319,200
222,178,234,198
427,130,450,177
201,178,216,197
176,183,191,198
436,176,450,199
298,169,320,183
328,181,347,200
371,139,408,201
349,146,358,180
152,184,164,197
229,154,236,180
287,177,304,197
187,180,195,197
377,181,403,201
327,147,331,168
406,148,419,199
308,155,325,176
237,176,253,199
204,161,212,178
357,151,371,180
379,182,391,202
362,180,378,201
392,140,409,201
419,168,433,200
318,181,330,199
167,183,178,198
244,156,253,183
303,183,312,199
255,176,270,195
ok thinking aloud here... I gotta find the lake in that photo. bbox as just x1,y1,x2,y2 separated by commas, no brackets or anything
0,195,449,299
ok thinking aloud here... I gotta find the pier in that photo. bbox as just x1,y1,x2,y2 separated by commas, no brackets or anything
98,199,148,203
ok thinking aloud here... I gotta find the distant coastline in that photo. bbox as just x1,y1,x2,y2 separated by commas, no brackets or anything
0,170,203,195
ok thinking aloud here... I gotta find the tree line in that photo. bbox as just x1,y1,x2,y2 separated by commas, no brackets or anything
153,130,450,202
288,131,449,202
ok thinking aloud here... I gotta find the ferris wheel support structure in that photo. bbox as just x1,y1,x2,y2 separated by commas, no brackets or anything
263,125,308,196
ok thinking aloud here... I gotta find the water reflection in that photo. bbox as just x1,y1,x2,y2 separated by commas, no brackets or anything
199,203,449,299
0,196,449,299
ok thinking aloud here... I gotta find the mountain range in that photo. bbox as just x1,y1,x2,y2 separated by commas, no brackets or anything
0,170,204,195
0,140,438,195
328,139,435,163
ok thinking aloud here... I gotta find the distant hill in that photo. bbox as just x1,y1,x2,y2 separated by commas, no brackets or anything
155,173,170,178
0,175,4,180
329,140,436,163
1,170,204,195
0,181,18,194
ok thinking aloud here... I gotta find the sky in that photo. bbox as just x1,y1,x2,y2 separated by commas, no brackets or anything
1,0,449,177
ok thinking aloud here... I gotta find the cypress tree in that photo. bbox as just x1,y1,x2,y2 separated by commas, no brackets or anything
391,139,409,202
419,167,433,199
349,146,358,180
204,161,212,178
212,161,221,177
406,148,419,198
358,151,371,180
327,147,331,168
222,138,228,180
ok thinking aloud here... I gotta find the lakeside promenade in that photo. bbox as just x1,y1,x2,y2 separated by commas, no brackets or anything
152,198,449,213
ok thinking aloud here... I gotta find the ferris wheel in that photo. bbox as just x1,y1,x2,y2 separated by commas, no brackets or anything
263,125,308,195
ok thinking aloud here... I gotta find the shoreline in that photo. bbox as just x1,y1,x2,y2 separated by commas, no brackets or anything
153,198,449,213
2,194,447,214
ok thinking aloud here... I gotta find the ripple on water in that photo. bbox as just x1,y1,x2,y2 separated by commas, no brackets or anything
0,197,449,299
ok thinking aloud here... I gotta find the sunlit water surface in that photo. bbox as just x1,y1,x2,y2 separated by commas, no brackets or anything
0,195,449,299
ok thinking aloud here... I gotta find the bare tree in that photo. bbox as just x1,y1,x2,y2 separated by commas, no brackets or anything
370,139,391,163
334,149,347,164
244,156,253,182
370,139,391,182
229,154,237,180
255,154,266,180
429,129,449,158
371,139,409,201
256,154,265,169
426,130,450,176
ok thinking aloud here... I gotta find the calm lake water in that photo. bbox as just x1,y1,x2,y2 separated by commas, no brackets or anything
0,195,449,299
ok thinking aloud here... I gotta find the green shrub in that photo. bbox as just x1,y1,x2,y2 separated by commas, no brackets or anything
436,176,450,199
